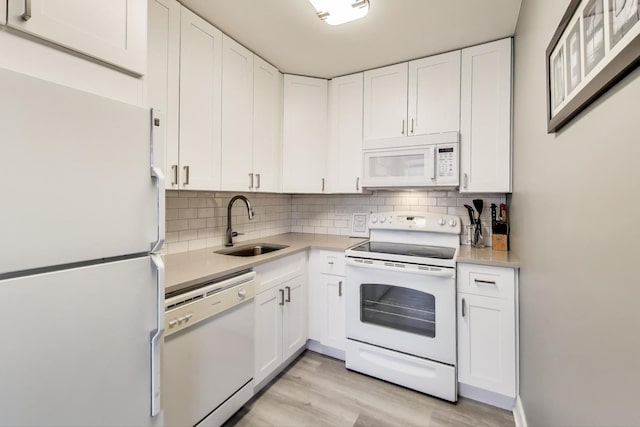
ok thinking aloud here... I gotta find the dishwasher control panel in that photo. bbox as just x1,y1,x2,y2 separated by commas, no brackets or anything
164,272,256,337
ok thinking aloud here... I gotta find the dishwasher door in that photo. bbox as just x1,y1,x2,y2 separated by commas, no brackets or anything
164,277,255,427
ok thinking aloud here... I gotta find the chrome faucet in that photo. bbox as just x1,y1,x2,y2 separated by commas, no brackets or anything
225,195,254,247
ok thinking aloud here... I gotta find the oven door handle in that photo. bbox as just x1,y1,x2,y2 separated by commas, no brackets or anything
346,258,455,278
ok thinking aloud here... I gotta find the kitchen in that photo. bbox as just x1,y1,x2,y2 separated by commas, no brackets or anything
1,1,639,427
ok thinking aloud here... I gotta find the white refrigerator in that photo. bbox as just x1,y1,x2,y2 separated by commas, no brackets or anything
0,68,165,426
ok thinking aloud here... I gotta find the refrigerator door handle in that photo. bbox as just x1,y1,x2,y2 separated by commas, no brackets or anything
150,109,165,253
150,254,165,417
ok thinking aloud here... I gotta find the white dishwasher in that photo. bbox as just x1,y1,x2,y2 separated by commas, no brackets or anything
164,270,256,427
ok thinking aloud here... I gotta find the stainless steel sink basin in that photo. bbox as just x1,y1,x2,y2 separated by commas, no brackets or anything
215,243,289,257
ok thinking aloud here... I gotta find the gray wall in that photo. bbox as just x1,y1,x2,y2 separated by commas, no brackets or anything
513,0,640,425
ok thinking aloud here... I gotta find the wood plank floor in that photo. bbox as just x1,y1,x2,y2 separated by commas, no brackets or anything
224,351,515,427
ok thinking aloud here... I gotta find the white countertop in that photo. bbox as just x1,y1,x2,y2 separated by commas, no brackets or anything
164,233,519,294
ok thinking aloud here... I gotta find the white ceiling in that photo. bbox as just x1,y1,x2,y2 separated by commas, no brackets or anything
178,0,522,79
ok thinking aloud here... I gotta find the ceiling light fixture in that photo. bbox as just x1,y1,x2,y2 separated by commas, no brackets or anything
309,0,370,26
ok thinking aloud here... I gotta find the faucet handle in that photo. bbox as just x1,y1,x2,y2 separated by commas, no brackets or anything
231,231,244,237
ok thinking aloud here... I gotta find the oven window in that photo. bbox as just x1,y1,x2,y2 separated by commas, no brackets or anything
360,284,436,337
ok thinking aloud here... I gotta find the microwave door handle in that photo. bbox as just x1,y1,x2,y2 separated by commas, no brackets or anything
431,148,437,181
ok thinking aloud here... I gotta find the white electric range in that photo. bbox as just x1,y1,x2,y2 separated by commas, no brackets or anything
345,211,462,402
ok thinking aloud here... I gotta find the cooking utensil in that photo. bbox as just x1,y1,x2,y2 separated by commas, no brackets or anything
463,204,475,225
473,199,484,221
490,203,497,232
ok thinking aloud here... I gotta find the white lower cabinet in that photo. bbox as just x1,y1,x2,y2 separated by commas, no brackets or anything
253,253,307,387
308,250,347,356
457,263,518,408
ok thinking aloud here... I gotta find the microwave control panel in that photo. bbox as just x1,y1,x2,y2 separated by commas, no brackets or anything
436,144,459,186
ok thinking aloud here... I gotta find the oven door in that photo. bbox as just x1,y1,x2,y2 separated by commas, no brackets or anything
345,259,456,365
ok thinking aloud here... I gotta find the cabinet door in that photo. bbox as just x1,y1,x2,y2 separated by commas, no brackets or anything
282,277,307,360
327,73,364,194
408,51,461,137
254,286,283,385
321,274,346,351
457,293,516,397
460,38,512,193
0,1,6,25
179,7,222,191
252,57,283,193
282,75,328,193
7,0,146,75
363,63,408,140
221,35,254,191
146,0,180,189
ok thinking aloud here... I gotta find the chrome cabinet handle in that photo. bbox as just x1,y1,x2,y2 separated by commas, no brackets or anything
411,118,414,134
461,298,466,317
321,178,325,192
338,281,343,297
285,286,291,302
183,166,190,185
401,119,405,135
463,173,468,189
22,0,31,21
356,177,360,191
279,289,285,306
171,165,178,186
249,173,254,189
255,173,261,189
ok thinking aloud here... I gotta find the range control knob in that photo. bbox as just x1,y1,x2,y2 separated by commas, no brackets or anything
379,214,387,223
370,214,378,223
438,217,447,226
448,218,457,227
238,289,247,300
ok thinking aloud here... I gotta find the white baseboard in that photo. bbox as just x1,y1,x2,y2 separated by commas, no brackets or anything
513,395,528,427
305,339,345,360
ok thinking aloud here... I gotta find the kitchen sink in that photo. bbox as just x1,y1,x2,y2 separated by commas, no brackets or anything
215,243,289,257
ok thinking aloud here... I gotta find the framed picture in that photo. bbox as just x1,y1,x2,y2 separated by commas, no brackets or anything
546,0,640,133
350,213,370,238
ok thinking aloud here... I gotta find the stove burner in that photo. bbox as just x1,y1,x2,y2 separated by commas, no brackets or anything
350,241,456,260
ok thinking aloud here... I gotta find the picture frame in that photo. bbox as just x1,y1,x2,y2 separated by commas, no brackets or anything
350,213,370,238
546,0,640,133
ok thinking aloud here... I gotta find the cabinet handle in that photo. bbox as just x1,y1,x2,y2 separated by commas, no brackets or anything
171,165,178,186
248,173,254,189
321,178,325,192
279,289,285,306
474,279,497,285
356,177,360,191
256,173,261,189
463,173,468,189
401,119,405,135
411,118,414,134
21,0,31,21
183,166,190,185
338,281,343,297
285,286,291,303
462,298,466,317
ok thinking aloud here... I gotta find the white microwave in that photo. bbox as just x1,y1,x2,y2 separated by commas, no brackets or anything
361,140,459,188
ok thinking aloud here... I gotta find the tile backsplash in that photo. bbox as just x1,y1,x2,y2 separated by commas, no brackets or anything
164,190,507,254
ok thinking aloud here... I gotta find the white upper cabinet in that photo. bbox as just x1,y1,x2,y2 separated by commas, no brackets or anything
178,7,222,191
282,74,328,193
146,0,180,188
460,38,512,193
408,51,461,137
6,0,146,75
221,35,254,192
327,73,364,194
363,63,408,141
1,2,6,25
252,57,283,193
364,51,461,145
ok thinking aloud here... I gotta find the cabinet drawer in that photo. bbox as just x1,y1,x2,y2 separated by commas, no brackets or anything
457,263,515,300
317,250,346,276
254,252,306,294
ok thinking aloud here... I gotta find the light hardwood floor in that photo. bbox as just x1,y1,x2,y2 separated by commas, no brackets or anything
224,351,515,427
